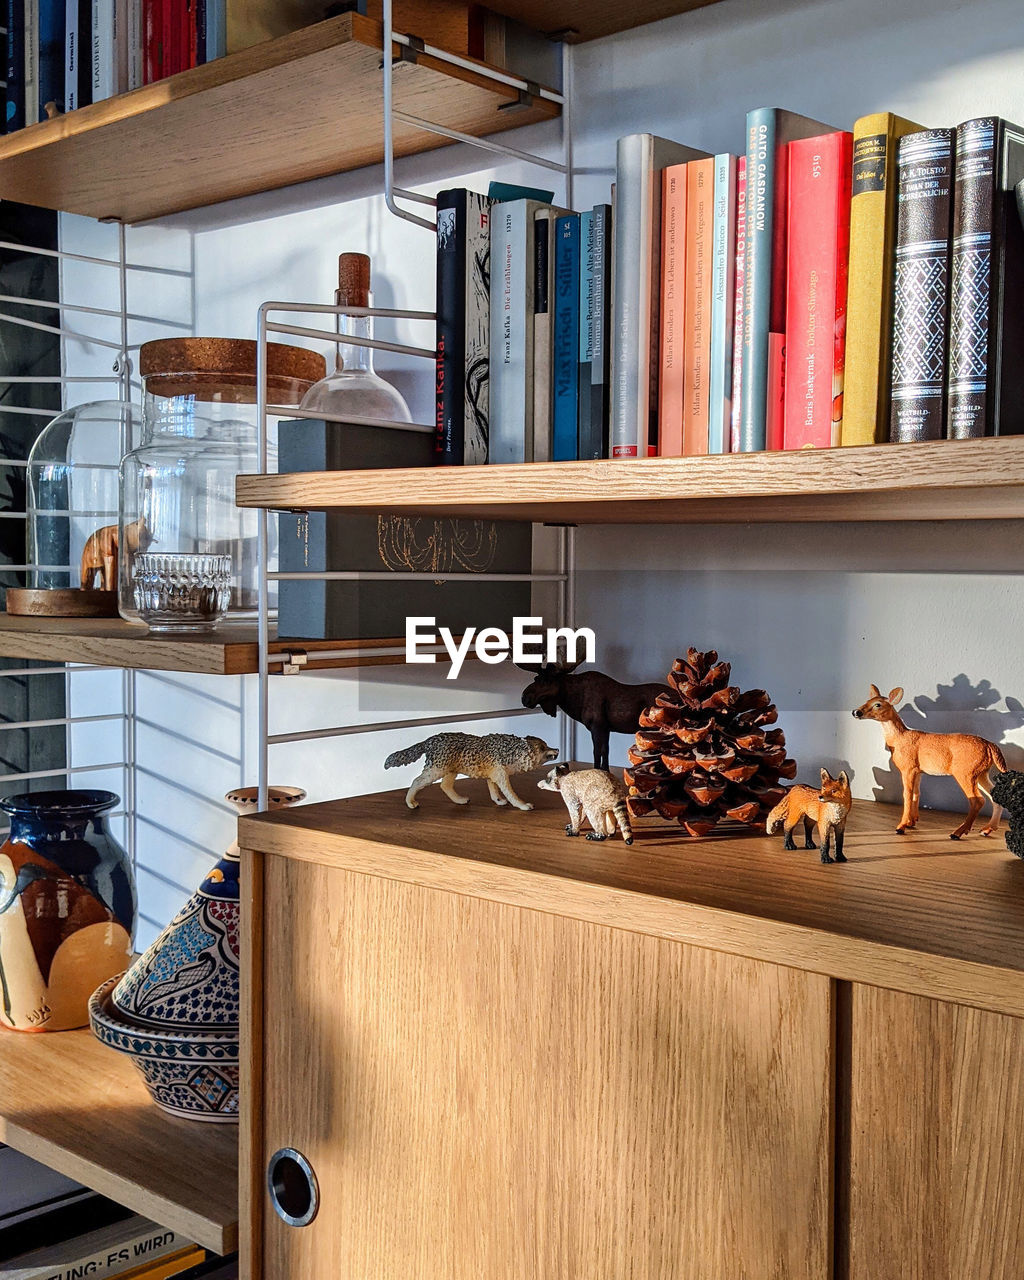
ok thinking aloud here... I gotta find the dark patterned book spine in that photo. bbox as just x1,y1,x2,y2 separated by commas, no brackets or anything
889,129,954,443
435,189,466,465
947,118,996,439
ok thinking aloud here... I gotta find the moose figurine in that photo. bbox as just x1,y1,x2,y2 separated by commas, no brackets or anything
852,684,1007,840
518,649,667,771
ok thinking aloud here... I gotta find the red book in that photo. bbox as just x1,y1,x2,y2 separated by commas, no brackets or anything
766,333,786,450
729,155,746,453
658,165,688,456
784,131,853,449
162,0,177,75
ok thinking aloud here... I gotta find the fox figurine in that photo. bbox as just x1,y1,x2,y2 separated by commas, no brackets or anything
767,768,852,864
538,764,634,844
384,732,558,811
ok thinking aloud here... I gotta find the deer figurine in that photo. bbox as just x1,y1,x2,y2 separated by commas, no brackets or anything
517,648,668,772
852,684,1007,840
80,519,151,592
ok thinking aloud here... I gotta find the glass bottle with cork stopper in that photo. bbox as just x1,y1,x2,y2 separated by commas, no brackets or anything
299,252,413,425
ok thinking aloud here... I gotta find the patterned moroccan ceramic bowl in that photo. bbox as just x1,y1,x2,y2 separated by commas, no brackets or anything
89,975,239,1124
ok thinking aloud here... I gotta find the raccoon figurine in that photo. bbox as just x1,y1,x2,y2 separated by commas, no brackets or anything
538,764,634,845
384,732,558,811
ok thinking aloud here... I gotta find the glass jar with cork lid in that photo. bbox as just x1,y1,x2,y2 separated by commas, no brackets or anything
119,338,325,631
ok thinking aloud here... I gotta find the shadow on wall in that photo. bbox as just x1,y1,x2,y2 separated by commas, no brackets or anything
869,675,1024,812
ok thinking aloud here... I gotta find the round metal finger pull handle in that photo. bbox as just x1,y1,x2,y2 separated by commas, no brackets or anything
267,1148,320,1227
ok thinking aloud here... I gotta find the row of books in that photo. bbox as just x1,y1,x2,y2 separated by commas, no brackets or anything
3,0,346,129
434,188,613,466
614,108,1024,458
0,1147,235,1280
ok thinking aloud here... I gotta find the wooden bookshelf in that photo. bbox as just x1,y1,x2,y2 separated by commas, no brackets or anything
0,13,559,223
489,0,723,42
0,1027,237,1254
0,616,415,675
238,775,1024,1018
235,436,1024,524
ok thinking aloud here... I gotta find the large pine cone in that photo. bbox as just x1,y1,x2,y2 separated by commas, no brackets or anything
625,648,797,837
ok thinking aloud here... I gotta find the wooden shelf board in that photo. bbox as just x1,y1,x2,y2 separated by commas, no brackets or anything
0,13,559,222
239,775,1024,1017
487,0,724,42
0,1027,237,1254
235,436,1024,524
0,616,414,675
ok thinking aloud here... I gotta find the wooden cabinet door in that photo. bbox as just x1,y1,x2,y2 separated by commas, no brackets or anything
846,985,1024,1279
247,854,834,1280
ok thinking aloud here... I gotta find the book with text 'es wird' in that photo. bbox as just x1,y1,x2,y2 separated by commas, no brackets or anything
611,133,710,457
741,107,836,451
783,130,853,449
2,1214,194,1280
946,116,1024,439
841,111,923,445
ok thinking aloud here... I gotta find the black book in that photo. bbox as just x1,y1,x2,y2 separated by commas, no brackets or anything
946,117,1024,438
889,129,955,443
276,419,532,642
6,0,25,132
434,188,492,465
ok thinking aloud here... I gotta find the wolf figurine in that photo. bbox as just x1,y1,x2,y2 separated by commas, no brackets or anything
538,764,634,844
384,732,558,811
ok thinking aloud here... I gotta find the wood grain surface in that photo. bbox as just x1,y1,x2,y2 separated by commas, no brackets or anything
253,857,833,1279
0,1026,238,1253
237,776,1024,1016
845,985,1024,1279
0,14,559,222
0,616,415,675
483,0,724,41
235,436,1024,523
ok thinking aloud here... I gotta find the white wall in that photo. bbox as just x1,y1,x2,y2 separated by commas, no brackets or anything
58,0,1024,943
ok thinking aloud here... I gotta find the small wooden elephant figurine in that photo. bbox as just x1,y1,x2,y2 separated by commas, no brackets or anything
80,519,150,592
852,684,1007,840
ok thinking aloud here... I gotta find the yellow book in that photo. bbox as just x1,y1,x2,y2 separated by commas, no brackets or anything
841,111,924,445
115,1245,207,1280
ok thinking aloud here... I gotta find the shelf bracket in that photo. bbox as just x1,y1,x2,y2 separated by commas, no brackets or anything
499,79,542,113
280,650,309,677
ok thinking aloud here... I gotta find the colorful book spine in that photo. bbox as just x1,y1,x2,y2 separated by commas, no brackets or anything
577,209,594,459
66,0,92,107
205,0,225,60
532,207,556,463
784,131,852,449
683,156,713,454
435,189,492,466
729,156,747,452
489,199,544,463
39,0,67,118
552,212,580,462
92,0,115,99
142,0,160,81
7,0,26,130
766,332,786,454
611,134,707,457
658,163,687,455
25,0,39,124
889,128,954,442
946,117,1024,438
741,108,834,450
842,111,923,445
585,203,612,461
708,153,737,453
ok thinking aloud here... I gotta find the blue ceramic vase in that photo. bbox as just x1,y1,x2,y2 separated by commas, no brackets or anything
90,785,304,1122
0,790,136,1032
